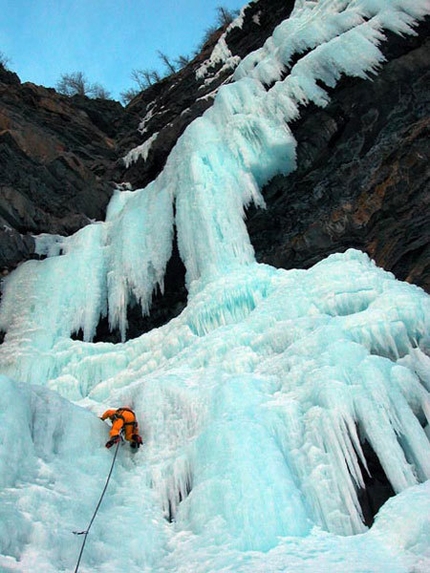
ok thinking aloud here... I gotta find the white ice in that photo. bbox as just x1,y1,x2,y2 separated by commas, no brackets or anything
123,132,159,168
1,1,429,572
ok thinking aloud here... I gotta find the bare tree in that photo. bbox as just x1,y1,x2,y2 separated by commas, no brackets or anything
216,6,235,27
150,70,162,83
56,71,111,99
89,83,111,99
157,51,177,75
56,71,90,96
197,6,240,52
0,51,11,69
199,25,220,50
175,54,191,68
120,67,164,104
131,68,154,90
120,87,140,105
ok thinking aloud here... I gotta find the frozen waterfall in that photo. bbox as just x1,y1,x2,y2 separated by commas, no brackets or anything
1,1,429,572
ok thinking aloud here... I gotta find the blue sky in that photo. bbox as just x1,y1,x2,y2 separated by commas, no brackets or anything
0,0,245,101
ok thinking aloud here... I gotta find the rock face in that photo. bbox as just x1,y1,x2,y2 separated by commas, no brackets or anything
114,0,296,190
0,8,428,295
247,21,430,293
0,0,296,273
0,65,138,270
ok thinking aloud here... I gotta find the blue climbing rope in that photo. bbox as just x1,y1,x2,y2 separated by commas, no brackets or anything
73,438,121,573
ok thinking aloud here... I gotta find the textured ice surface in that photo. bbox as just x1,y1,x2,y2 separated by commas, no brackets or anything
0,0,429,571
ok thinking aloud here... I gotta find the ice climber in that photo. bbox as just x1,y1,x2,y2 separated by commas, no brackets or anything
100,407,143,450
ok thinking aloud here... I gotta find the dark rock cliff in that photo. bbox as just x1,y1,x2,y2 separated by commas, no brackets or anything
0,0,295,275
0,64,139,270
248,21,430,293
0,5,428,302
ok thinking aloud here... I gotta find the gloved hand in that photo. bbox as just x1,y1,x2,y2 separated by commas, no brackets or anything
105,435,121,449
130,434,143,449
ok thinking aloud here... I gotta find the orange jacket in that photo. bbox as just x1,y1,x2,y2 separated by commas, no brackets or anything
101,408,140,442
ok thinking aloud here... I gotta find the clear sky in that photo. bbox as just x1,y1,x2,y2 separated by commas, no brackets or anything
0,0,246,101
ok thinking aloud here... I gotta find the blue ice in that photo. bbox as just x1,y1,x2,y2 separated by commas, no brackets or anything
0,1,429,572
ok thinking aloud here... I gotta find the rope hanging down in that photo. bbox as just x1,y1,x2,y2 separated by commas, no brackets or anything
73,438,121,573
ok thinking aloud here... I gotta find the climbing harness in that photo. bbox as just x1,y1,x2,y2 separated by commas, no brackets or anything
112,408,138,431
72,437,121,573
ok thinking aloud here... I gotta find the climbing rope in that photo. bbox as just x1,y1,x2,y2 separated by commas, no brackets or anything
72,438,121,573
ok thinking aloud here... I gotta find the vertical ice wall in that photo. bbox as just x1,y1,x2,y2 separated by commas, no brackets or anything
1,0,428,361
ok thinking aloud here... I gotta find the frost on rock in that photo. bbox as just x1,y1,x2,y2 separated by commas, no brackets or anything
196,36,241,85
123,132,159,168
195,4,247,82
1,0,430,572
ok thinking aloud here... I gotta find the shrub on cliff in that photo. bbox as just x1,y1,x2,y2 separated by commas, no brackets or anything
56,71,111,99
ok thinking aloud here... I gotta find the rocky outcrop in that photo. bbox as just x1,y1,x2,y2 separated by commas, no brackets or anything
114,0,296,190
0,9,428,298
0,67,139,270
0,0,295,273
247,20,430,293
